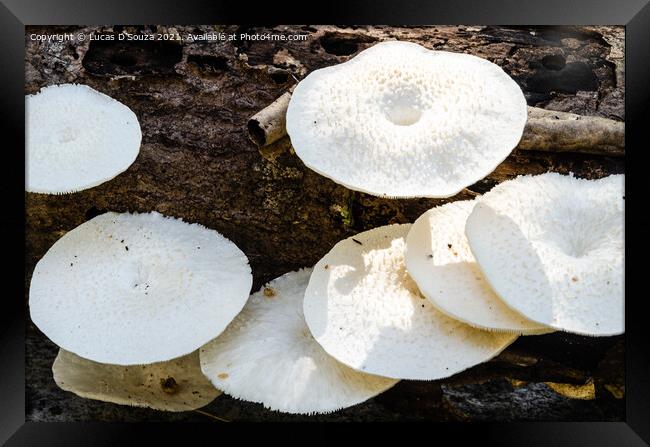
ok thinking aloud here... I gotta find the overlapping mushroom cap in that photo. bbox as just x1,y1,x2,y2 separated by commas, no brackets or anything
53,349,221,412
465,173,624,335
26,84,142,194
30,211,252,365
303,224,517,380
405,200,550,334
200,269,398,414
286,41,527,198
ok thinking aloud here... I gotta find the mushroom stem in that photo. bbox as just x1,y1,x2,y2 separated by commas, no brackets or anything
247,86,295,147
519,107,624,156
247,92,624,156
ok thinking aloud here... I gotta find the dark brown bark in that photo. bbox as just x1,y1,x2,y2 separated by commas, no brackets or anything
25,25,625,422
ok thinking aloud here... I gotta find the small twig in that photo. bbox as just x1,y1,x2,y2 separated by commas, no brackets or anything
193,409,231,422
246,91,624,157
109,74,137,81
460,188,481,198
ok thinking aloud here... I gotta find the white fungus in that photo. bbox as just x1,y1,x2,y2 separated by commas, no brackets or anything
303,224,517,380
465,173,624,336
405,200,551,334
286,41,527,198
200,269,398,415
29,211,252,365
26,84,142,194
53,349,221,412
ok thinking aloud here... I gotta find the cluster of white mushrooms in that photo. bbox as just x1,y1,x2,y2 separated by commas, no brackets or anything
31,211,252,411
27,40,624,416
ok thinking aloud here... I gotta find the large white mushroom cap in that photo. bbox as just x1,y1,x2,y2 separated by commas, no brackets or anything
200,269,398,415
53,349,221,412
405,200,550,334
303,224,517,380
465,173,624,335
286,41,527,198
30,211,253,365
26,84,142,194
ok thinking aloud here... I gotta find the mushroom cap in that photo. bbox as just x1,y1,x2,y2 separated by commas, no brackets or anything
30,211,252,365
200,269,398,415
286,41,527,198
405,200,551,334
53,349,221,412
465,173,624,335
303,224,517,380
26,84,142,194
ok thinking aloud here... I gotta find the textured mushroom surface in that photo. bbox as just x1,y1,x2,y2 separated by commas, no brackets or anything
465,173,624,336
53,349,221,411
303,224,517,380
30,211,252,365
286,41,527,198
200,269,398,414
26,84,142,194
405,200,550,334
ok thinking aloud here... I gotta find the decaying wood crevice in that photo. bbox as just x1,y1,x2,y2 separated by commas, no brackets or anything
248,92,624,157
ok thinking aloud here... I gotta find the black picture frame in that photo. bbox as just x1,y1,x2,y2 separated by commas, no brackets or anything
2,0,648,444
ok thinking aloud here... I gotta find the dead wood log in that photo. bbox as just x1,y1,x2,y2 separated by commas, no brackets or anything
247,87,295,146
520,107,624,156
248,92,624,157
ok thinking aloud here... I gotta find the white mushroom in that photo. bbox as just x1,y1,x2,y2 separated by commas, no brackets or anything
465,173,624,336
200,269,398,415
29,211,252,365
405,200,551,334
53,349,221,412
286,41,527,198
26,84,142,194
303,224,517,380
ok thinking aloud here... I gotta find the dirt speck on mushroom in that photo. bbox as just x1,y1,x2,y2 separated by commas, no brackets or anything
160,377,178,394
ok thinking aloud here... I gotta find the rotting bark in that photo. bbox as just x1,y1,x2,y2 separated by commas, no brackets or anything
25,25,625,422
520,107,624,155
